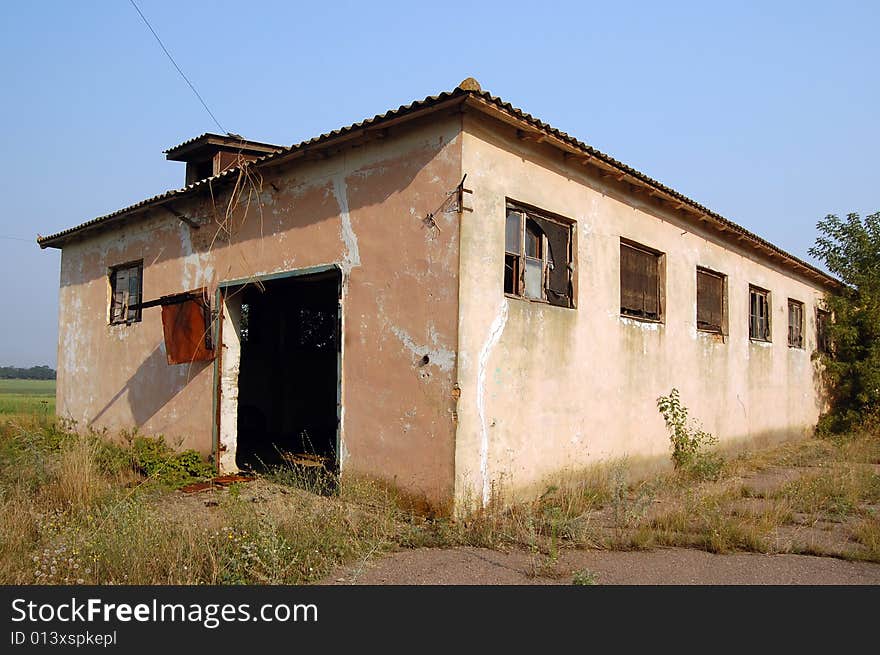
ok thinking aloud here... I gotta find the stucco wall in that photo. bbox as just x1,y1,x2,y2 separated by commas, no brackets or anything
454,112,829,506
56,114,463,510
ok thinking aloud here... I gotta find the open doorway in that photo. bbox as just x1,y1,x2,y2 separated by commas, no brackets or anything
222,268,341,473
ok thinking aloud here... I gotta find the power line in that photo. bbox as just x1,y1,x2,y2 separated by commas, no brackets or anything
127,0,228,134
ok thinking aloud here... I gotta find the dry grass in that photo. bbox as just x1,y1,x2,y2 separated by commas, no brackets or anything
773,465,880,517
439,427,880,563
1,411,878,585
852,517,880,561
45,434,105,509
0,415,407,585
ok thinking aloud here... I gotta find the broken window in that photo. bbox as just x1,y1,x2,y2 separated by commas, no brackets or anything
749,285,771,341
816,308,832,354
620,240,663,321
109,261,143,325
787,299,804,348
504,203,574,308
696,267,725,333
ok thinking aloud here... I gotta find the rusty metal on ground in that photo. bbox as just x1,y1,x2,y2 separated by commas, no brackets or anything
179,474,255,493
280,452,329,468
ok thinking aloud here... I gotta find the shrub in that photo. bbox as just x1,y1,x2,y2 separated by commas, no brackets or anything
131,436,213,488
656,388,723,480
809,212,880,432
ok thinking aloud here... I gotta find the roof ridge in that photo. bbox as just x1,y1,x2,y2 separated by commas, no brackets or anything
36,82,838,289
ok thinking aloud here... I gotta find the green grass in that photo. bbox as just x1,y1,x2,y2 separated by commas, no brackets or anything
0,379,55,415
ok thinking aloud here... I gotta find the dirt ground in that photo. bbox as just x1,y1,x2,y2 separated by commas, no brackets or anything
323,546,880,585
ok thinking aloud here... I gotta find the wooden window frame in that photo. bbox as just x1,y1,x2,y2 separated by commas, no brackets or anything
504,201,575,309
787,298,805,349
748,285,771,342
109,260,143,325
696,266,727,335
816,308,832,354
619,238,665,323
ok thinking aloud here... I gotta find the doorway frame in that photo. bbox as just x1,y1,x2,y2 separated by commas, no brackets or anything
211,264,344,474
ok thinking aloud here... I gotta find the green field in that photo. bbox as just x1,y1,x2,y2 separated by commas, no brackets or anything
0,379,55,415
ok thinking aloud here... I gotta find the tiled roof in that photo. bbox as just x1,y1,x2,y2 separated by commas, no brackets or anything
36,81,838,289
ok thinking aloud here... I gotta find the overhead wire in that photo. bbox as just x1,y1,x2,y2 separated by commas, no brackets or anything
127,0,228,134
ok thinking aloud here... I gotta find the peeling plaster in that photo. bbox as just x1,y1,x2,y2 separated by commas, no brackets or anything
332,175,360,272
338,425,349,467
218,298,243,473
61,293,87,377
179,224,214,291
619,316,661,331
477,300,509,507
390,325,456,372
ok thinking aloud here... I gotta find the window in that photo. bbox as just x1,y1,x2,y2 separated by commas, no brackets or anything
620,240,663,321
748,285,771,341
696,267,726,333
816,308,832,354
504,203,574,308
109,261,143,324
787,299,804,348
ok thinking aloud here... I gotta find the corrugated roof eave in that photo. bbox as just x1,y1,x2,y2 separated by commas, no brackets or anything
36,85,840,290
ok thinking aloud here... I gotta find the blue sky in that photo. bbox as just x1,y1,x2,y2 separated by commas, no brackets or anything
1,0,877,366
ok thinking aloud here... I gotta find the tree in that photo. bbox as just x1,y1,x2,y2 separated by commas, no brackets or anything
0,365,56,380
808,212,880,432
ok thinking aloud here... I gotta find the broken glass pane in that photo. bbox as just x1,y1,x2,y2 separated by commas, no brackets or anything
505,210,522,254
525,220,541,259
524,257,542,299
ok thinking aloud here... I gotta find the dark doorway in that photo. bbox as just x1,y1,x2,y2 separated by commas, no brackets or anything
233,269,340,472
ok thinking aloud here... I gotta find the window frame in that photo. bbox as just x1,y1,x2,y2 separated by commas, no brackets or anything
619,238,665,323
504,201,575,308
109,260,144,325
748,285,771,342
816,308,832,354
787,298,805,349
695,266,727,335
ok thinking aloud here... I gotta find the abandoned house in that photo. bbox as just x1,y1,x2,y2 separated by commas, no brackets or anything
38,78,838,512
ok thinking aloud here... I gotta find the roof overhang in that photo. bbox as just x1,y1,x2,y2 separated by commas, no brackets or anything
36,85,840,291
164,133,283,162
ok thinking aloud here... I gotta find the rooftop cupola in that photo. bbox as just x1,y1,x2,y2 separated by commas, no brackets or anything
164,133,284,186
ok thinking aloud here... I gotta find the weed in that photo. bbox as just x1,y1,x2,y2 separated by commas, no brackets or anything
572,568,599,585
657,388,723,480
852,517,880,562
609,462,653,530
131,436,213,488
